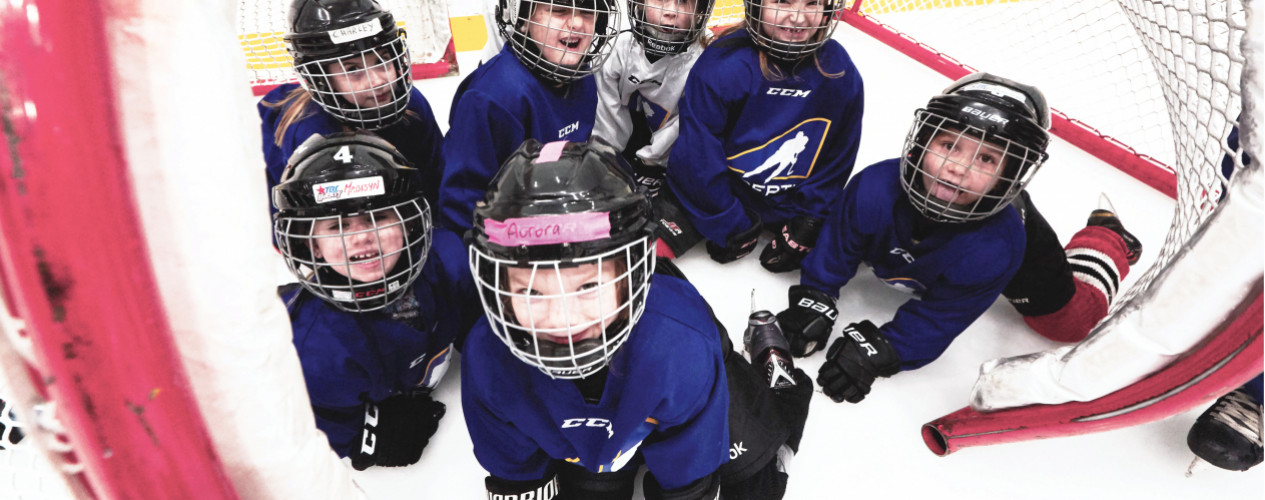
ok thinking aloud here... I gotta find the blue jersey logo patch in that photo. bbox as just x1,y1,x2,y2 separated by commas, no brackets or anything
629,91,671,131
727,119,831,195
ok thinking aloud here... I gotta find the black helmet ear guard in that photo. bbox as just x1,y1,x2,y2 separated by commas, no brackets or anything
468,139,656,379
273,131,432,312
899,72,1052,223
284,0,412,129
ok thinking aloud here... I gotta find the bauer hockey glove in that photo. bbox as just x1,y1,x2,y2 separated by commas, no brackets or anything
651,188,704,259
630,158,667,198
705,212,763,264
775,285,839,357
817,321,901,404
349,390,446,470
759,216,823,273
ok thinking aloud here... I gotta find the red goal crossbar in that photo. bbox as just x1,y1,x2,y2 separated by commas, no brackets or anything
0,0,238,496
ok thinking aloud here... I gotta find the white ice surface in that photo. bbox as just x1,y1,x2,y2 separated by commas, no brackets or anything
335,22,1262,500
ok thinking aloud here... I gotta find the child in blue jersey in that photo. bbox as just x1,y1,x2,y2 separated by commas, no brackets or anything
653,0,862,274
272,133,481,470
591,0,715,197
463,140,812,500
259,0,444,218
776,73,1148,404
437,0,620,231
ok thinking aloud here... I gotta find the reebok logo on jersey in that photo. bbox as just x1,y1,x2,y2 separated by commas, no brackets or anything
729,441,747,459
767,87,811,98
558,121,580,138
628,75,663,87
561,417,614,439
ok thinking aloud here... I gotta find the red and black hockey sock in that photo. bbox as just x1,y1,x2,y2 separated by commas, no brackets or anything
1024,226,1132,343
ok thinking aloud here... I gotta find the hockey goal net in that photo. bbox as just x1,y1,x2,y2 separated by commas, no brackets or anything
0,0,1257,498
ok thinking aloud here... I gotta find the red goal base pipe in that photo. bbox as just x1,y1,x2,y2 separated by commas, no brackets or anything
836,8,1178,199
922,290,1264,456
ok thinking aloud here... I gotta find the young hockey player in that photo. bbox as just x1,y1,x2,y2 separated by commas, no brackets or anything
591,0,715,197
259,0,445,217
463,140,811,499
272,133,481,469
776,73,1146,404
653,0,863,274
437,0,619,231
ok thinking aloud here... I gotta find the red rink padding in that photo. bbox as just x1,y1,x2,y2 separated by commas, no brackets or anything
835,8,1178,199
0,0,239,497
251,38,460,97
922,290,1264,456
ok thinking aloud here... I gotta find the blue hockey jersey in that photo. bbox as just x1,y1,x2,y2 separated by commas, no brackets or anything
801,159,1026,370
461,274,730,490
258,83,445,216
283,229,479,457
667,28,864,244
437,46,598,232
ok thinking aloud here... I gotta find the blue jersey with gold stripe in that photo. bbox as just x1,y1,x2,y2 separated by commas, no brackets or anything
283,228,479,457
667,28,864,244
801,159,1025,369
461,274,730,490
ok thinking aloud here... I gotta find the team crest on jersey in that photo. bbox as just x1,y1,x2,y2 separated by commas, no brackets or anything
728,119,830,196
881,277,926,295
629,91,671,131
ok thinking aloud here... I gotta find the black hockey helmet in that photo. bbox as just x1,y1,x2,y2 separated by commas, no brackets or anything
284,0,412,129
628,0,716,57
495,0,620,84
274,132,432,312
469,139,656,379
744,0,845,61
900,72,1051,223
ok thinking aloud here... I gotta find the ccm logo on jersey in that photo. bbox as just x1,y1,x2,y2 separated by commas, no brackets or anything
796,298,838,320
767,87,811,98
562,417,614,438
558,121,580,138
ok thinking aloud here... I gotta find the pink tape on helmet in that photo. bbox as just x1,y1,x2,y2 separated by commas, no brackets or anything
485,212,612,247
536,141,568,163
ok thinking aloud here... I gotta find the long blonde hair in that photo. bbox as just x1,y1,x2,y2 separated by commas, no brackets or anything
260,85,421,146
715,22,845,81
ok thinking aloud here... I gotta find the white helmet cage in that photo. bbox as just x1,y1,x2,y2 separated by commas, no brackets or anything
278,199,432,312
470,240,655,380
628,0,716,56
291,37,413,130
744,0,845,61
497,0,621,84
899,73,1051,223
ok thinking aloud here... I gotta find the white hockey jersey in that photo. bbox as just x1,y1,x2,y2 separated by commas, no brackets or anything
593,32,707,167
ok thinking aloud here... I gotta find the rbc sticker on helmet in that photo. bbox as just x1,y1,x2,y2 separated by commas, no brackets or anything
728,119,830,195
313,176,386,204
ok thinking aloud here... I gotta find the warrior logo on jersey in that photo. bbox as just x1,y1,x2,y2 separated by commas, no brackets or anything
629,91,671,132
728,119,830,196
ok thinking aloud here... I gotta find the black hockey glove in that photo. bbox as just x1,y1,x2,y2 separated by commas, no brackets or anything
759,216,823,273
705,212,763,264
485,474,560,499
651,188,704,259
775,285,838,357
349,391,446,470
630,157,667,198
817,321,901,404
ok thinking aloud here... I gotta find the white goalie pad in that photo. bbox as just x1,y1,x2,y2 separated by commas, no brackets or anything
970,160,1264,411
